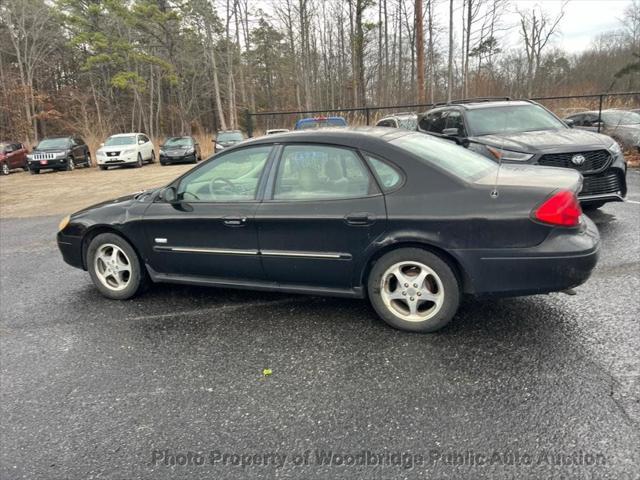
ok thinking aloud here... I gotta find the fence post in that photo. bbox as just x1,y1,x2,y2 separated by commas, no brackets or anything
245,109,253,138
365,107,370,126
597,95,603,133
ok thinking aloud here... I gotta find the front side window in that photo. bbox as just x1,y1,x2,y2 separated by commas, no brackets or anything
274,145,375,200
427,111,447,134
177,146,271,202
446,111,466,135
366,155,403,191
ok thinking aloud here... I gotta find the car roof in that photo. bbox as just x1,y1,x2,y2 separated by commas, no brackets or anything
297,116,346,122
239,127,412,149
217,129,241,133
41,136,72,140
378,113,417,120
437,100,533,111
109,133,144,137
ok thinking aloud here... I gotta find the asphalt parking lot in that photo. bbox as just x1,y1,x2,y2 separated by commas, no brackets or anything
1,170,639,479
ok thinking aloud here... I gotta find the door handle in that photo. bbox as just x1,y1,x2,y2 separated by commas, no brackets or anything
223,216,247,227
345,212,375,226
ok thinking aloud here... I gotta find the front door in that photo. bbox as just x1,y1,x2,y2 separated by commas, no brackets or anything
142,145,273,280
255,144,387,290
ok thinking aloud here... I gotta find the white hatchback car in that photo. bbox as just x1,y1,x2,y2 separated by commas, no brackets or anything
96,133,155,170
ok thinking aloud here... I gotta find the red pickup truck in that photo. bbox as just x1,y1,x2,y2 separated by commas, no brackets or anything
0,142,29,175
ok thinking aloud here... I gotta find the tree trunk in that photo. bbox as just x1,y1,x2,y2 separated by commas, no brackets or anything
415,0,425,103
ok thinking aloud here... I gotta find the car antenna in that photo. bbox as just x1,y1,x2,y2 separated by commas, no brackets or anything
490,137,505,199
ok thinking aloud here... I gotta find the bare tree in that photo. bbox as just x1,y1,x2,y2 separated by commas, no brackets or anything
518,2,567,97
0,0,58,142
415,0,426,103
447,0,453,101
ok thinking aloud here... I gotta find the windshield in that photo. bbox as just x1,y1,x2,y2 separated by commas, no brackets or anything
297,118,347,130
392,133,496,181
217,132,243,142
398,116,418,130
105,136,136,146
466,105,565,136
36,138,70,149
164,137,193,147
601,111,640,126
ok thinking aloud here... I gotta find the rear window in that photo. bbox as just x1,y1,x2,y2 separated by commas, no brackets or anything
296,118,347,130
391,133,496,181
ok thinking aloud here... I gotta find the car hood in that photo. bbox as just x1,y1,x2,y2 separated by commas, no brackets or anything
163,146,192,154
32,147,69,153
473,128,614,153
475,164,582,193
72,188,159,217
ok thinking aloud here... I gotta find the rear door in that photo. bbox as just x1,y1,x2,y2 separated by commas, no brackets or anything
254,144,387,290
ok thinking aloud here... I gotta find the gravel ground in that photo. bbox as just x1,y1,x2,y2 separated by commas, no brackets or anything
0,170,638,479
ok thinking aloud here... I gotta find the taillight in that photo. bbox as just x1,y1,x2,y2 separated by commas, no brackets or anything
533,190,582,227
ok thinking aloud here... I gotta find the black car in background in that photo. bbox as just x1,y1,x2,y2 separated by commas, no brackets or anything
57,129,599,333
213,130,244,153
418,99,627,209
159,136,202,165
27,136,91,174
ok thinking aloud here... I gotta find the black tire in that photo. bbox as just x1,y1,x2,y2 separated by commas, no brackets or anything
1,162,9,175
160,160,167,166
367,248,460,333
86,233,147,300
85,152,92,167
99,165,107,171
582,202,605,211
135,153,143,168
148,150,155,163
30,168,39,175
22,164,29,171
66,157,75,171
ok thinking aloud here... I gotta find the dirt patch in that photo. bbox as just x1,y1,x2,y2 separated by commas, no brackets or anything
0,163,194,219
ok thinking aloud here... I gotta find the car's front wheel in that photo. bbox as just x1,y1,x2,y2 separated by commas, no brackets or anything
367,248,460,332
135,153,143,168
66,157,75,171
87,233,146,300
1,162,9,175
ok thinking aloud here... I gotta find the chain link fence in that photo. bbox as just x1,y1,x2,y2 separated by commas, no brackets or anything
245,92,640,137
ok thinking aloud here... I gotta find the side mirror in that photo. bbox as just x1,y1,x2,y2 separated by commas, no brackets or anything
162,186,178,203
138,140,145,145
565,119,575,128
442,128,460,137
100,143,104,147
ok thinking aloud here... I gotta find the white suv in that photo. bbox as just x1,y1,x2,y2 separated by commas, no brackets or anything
96,133,155,170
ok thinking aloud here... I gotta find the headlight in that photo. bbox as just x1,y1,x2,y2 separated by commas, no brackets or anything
185,147,195,154
97,149,105,156
121,149,135,155
215,143,224,150
608,141,622,156
27,154,33,159
55,151,67,158
159,149,166,155
58,215,70,231
487,146,534,162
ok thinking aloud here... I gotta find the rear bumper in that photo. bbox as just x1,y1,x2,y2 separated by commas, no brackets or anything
454,216,600,296
57,231,84,270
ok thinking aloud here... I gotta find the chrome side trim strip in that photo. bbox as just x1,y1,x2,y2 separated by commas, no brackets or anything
167,246,258,255
261,250,346,259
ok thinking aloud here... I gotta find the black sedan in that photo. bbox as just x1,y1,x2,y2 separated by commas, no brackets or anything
159,136,201,165
57,129,599,332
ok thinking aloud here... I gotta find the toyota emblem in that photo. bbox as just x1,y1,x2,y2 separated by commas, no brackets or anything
571,154,586,166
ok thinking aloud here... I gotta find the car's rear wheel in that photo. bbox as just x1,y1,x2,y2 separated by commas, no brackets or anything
367,248,460,332
148,150,155,163
1,162,9,175
87,233,146,300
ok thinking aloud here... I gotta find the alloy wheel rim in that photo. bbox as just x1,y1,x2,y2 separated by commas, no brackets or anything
94,243,132,291
2,164,8,175
69,159,75,170
380,261,444,322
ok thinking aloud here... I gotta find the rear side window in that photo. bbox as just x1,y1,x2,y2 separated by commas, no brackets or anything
366,156,403,191
274,145,375,200
392,133,496,181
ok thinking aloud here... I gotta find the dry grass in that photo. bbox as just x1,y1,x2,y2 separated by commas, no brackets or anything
0,162,194,219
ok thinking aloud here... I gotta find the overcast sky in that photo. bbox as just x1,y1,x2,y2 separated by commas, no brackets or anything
442,0,632,53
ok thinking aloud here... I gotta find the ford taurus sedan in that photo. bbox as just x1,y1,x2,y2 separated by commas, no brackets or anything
57,129,599,332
